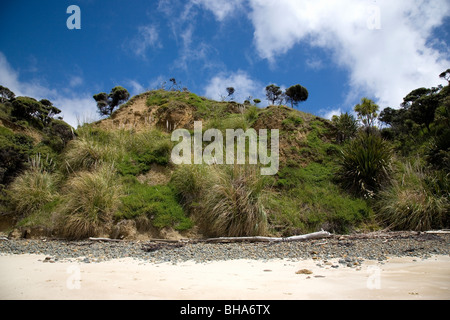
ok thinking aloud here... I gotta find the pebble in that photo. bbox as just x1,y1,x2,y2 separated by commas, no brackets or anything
0,233,448,265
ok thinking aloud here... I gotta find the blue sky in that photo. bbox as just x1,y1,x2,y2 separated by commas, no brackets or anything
1,0,449,127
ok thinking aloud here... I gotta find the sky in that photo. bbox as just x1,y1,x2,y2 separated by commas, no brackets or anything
0,0,449,127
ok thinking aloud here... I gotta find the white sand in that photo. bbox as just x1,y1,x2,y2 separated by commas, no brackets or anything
0,254,449,300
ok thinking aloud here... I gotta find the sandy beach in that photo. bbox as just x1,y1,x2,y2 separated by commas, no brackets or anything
0,254,449,300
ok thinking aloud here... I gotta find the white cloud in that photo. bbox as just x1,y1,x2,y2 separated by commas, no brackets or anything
128,24,161,58
199,0,450,109
0,52,56,99
126,79,145,96
321,108,343,120
203,70,263,103
0,52,98,128
69,75,83,88
191,0,245,21
246,0,450,109
305,57,324,71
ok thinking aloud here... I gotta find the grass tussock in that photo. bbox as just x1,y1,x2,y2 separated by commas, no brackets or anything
62,127,124,172
376,161,449,231
59,164,123,240
9,155,59,217
172,164,270,237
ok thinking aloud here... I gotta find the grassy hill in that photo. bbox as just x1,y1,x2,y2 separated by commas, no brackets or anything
1,88,447,240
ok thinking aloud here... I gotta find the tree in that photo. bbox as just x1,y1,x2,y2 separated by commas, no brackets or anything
169,78,182,91
439,69,450,84
0,85,15,103
10,96,61,128
226,87,235,101
253,99,261,106
265,84,282,105
285,84,308,108
94,86,130,116
39,99,61,125
402,87,440,132
354,97,379,128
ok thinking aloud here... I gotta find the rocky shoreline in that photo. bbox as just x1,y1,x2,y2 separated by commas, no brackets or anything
1,232,449,266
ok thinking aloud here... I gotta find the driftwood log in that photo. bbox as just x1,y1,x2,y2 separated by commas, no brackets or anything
200,230,332,243
88,237,123,242
141,230,332,252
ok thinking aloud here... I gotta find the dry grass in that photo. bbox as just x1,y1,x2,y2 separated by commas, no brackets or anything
193,164,269,237
376,161,449,231
58,164,123,240
9,155,59,217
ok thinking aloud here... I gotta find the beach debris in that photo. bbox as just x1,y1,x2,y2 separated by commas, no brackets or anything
88,237,123,242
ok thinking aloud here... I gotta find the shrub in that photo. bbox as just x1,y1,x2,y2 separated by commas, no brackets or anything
331,113,358,143
0,126,34,184
59,165,123,240
271,163,373,234
337,132,392,197
376,161,449,231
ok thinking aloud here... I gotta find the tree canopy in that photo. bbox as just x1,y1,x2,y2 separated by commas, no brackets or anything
11,97,61,128
354,97,379,128
94,86,130,116
265,84,283,105
0,85,15,103
285,84,308,108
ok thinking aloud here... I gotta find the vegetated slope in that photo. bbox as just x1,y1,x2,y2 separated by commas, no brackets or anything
95,90,373,237
1,89,373,240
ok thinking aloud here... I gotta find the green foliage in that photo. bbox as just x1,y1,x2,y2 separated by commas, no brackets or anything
62,129,121,173
206,113,249,132
116,129,172,175
244,106,260,125
354,97,379,128
0,85,15,103
270,163,373,234
265,84,283,105
285,84,309,108
337,132,392,197
11,96,60,129
0,126,34,184
282,113,304,130
118,180,192,231
331,112,358,143
379,76,449,164
94,86,130,116
63,126,172,175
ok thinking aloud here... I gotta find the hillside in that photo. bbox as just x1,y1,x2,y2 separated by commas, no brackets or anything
1,87,448,240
